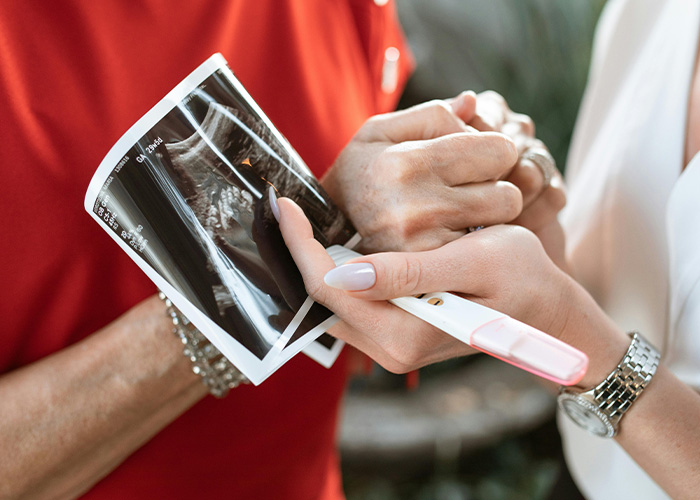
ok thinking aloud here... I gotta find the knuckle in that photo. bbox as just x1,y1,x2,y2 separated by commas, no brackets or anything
481,90,506,105
376,253,423,296
357,114,386,139
425,99,453,117
510,111,535,136
396,254,423,294
378,147,419,184
466,234,492,266
508,224,540,248
521,115,536,136
502,136,519,166
488,133,519,168
382,206,425,249
424,99,464,135
379,211,412,248
366,205,424,252
396,208,424,241
421,99,450,116
498,181,524,220
549,185,567,211
516,161,541,195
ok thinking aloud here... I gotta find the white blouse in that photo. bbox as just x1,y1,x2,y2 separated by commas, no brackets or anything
559,0,700,498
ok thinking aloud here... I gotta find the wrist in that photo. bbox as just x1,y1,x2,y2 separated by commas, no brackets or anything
553,278,630,389
558,331,661,438
159,293,248,398
88,295,208,408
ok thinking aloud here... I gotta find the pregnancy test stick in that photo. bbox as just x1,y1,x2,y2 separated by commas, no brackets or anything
326,245,588,386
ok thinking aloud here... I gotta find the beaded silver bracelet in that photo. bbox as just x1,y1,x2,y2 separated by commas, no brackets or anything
159,292,248,398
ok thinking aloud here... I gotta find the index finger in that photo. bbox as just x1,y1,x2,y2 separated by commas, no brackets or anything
360,99,472,143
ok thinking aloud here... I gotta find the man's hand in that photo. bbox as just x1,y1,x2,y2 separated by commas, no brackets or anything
321,96,521,253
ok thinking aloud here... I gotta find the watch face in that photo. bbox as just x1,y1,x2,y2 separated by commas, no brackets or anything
558,394,616,438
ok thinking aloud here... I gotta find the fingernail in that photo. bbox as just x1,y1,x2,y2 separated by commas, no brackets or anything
268,186,280,222
324,263,376,291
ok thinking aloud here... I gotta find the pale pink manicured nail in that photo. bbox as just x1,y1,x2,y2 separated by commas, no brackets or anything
268,186,280,222
324,263,376,291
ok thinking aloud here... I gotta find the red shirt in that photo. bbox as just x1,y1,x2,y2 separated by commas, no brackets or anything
0,1,412,498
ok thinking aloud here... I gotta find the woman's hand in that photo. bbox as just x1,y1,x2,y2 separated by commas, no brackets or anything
278,196,477,373
278,197,700,500
321,96,522,253
277,196,629,387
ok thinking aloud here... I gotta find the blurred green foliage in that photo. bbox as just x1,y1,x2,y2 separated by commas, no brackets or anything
397,0,608,170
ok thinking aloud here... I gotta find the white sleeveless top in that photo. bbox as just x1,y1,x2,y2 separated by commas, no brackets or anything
560,0,700,498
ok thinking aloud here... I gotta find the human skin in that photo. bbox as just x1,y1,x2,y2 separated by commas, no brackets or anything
277,196,700,500
278,78,700,499
0,94,524,498
0,296,208,499
321,94,522,253
454,90,568,268
449,87,700,498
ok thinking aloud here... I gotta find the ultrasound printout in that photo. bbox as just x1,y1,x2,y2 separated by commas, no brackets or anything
85,54,354,384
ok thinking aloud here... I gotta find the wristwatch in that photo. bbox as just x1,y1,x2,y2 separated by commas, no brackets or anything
557,331,660,438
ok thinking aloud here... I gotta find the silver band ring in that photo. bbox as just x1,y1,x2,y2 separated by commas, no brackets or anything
521,147,558,188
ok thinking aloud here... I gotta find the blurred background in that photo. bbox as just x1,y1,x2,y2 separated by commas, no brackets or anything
341,1,607,499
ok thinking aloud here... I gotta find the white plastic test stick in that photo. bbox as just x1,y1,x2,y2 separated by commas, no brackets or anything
326,245,588,386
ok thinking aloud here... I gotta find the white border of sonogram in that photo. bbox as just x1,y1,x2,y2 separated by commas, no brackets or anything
84,53,332,385
266,316,341,378
299,233,362,366
85,54,229,211
301,334,345,368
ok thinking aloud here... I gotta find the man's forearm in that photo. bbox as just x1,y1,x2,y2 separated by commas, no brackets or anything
0,295,208,499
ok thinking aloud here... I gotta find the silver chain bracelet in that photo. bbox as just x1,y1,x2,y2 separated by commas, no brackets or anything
159,292,248,398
